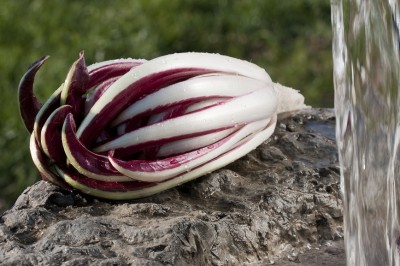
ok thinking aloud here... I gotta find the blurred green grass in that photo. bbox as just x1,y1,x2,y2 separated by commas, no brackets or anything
0,0,332,211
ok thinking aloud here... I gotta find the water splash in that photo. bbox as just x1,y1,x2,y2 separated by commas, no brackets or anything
332,0,400,264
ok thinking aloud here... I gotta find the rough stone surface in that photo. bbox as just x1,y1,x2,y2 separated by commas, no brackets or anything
0,108,344,265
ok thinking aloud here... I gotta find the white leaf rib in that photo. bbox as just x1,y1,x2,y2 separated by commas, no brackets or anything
109,118,272,182
94,87,277,153
113,75,267,125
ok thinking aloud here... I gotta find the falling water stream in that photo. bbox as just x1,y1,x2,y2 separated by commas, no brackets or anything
332,0,400,265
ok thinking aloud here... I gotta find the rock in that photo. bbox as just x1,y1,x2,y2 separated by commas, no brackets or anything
0,108,344,265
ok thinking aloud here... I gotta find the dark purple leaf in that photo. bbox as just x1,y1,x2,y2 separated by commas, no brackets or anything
18,56,49,132
88,60,144,88
33,88,62,144
84,76,119,115
41,105,73,164
57,165,157,193
29,134,71,189
62,113,126,180
60,51,89,119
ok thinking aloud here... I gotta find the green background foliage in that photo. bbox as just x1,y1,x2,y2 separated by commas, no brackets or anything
0,0,332,212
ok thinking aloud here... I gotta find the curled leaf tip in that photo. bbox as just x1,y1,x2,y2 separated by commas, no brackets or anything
60,52,89,117
18,55,50,132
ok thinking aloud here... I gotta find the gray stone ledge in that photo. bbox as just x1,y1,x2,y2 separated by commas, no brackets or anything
0,108,344,266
